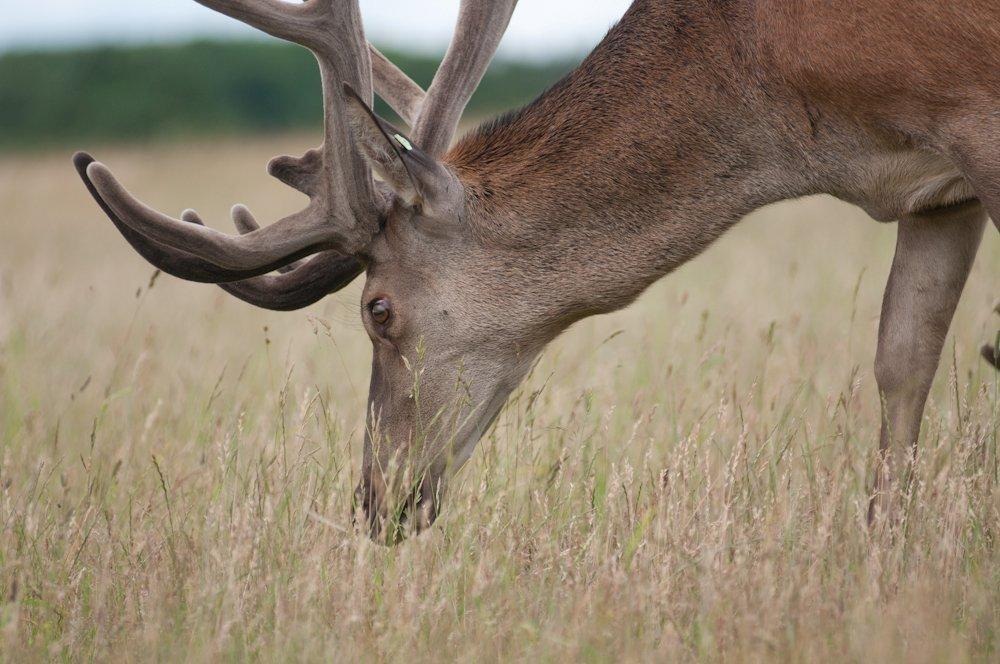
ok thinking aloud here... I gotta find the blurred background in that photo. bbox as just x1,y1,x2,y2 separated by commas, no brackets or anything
0,1,633,149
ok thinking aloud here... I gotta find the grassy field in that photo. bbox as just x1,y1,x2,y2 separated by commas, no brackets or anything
0,136,998,661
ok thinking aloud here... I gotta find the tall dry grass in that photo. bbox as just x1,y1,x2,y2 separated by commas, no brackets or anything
0,137,998,661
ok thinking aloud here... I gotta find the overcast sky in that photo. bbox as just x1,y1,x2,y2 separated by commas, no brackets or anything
0,1,633,59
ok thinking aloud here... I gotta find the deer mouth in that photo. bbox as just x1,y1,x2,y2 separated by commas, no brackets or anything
355,386,513,544
354,473,442,545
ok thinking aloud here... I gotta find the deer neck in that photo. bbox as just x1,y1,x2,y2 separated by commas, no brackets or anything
445,1,816,319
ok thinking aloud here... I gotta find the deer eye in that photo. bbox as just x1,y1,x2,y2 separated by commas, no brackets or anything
369,299,391,325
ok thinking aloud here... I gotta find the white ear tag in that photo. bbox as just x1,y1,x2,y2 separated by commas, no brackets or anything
393,133,413,151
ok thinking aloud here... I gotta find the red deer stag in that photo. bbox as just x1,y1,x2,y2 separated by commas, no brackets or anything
73,0,999,541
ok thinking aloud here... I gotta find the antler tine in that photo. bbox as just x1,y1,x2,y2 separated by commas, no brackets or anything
228,204,302,273
181,209,363,310
370,46,426,127
216,252,362,311
80,0,385,273
193,0,317,45
412,0,519,156
198,2,426,124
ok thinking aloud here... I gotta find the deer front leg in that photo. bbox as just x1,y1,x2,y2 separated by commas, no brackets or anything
868,203,986,525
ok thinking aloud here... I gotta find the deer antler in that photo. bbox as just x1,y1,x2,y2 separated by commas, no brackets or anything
73,152,362,311
180,210,363,310
78,0,385,274
75,0,517,309
370,45,426,127
413,0,519,156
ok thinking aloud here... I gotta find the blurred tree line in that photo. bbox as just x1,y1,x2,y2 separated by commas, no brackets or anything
0,40,576,150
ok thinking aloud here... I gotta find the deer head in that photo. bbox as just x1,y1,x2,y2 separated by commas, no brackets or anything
73,0,547,542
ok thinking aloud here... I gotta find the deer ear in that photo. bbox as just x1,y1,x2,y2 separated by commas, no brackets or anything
343,84,459,214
